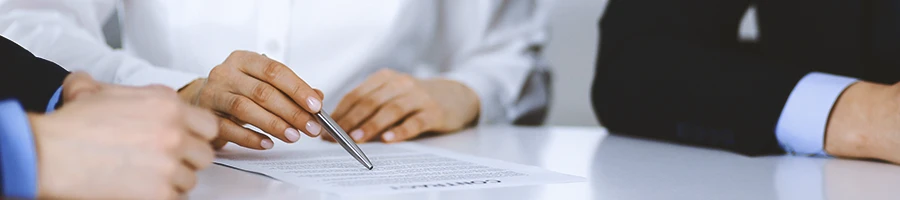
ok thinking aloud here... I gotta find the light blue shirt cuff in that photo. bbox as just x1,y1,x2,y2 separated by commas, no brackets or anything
775,72,857,156
0,100,38,198
46,87,62,113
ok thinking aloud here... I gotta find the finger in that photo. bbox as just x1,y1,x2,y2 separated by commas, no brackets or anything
233,51,323,113
218,117,274,150
229,75,320,139
336,76,414,134
181,105,219,141
332,69,397,119
227,115,248,124
321,133,337,142
352,94,424,142
211,92,295,143
180,135,215,170
61,71,101,101
211,138,228,150
171,164,198,193
382,112,438,143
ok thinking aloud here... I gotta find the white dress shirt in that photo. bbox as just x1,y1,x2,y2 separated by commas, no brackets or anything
0,0,552,125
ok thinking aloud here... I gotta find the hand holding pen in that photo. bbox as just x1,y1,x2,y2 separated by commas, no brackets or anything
179,50,326,150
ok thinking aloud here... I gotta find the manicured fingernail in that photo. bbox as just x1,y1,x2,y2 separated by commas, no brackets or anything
382,131,395,141
285,128,301,142
307,97,322,112
260,139,274,149
306,121,321,136
351,130,364,141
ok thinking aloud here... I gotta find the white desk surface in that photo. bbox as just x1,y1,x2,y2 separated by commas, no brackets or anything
189,126,900,200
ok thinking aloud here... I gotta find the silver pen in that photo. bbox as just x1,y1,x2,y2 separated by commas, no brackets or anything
314,110,374,170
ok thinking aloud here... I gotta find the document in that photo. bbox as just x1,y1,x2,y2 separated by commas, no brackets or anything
215,142,584,195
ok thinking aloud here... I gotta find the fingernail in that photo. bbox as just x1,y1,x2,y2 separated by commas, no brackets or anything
260,139,274,149
306,121,321,136
285,128,301,142
307,97,322,113
382,131,396,141
351,130,364,141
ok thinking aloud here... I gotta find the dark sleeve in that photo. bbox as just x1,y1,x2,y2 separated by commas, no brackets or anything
0,36,69,112
591,0,811,155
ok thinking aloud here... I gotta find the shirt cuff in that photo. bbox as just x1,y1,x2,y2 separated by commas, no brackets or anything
775,72,857,156
46,87,62,113
0,100,38,198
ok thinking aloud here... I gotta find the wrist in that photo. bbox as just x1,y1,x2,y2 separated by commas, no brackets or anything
824,81,890,158
30,112,78,199
27,113,46,159
177,78,206,103
427,78,480,126
26,113,53,198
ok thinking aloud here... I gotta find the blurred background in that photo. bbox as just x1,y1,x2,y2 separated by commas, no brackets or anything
543,0,607,126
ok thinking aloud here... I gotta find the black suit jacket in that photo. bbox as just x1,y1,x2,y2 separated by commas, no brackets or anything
592,0,900,155
0,36,69,112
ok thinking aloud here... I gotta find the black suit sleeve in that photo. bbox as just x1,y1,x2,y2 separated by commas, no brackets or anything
592,0,815,155
0,36,70,112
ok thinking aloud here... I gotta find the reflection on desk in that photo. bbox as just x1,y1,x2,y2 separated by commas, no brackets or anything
189,126,900,200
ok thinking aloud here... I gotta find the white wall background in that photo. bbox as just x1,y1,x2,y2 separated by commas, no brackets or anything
543,0,608,127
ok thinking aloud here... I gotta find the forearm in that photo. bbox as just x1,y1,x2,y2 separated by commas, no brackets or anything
177,78,207,104
439,0,551,125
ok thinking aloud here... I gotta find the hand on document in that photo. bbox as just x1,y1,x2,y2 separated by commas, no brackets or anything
177,51,325,150
325,69,480,143
33,72,218,199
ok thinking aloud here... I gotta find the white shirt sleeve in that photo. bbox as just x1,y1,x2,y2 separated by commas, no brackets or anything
776,72,858,156
0,0,199,89
438,0,553,125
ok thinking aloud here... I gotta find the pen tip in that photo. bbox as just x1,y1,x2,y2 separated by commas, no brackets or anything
367,166,373,170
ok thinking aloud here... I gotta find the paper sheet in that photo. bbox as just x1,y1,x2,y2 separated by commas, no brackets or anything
215,143,584,195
